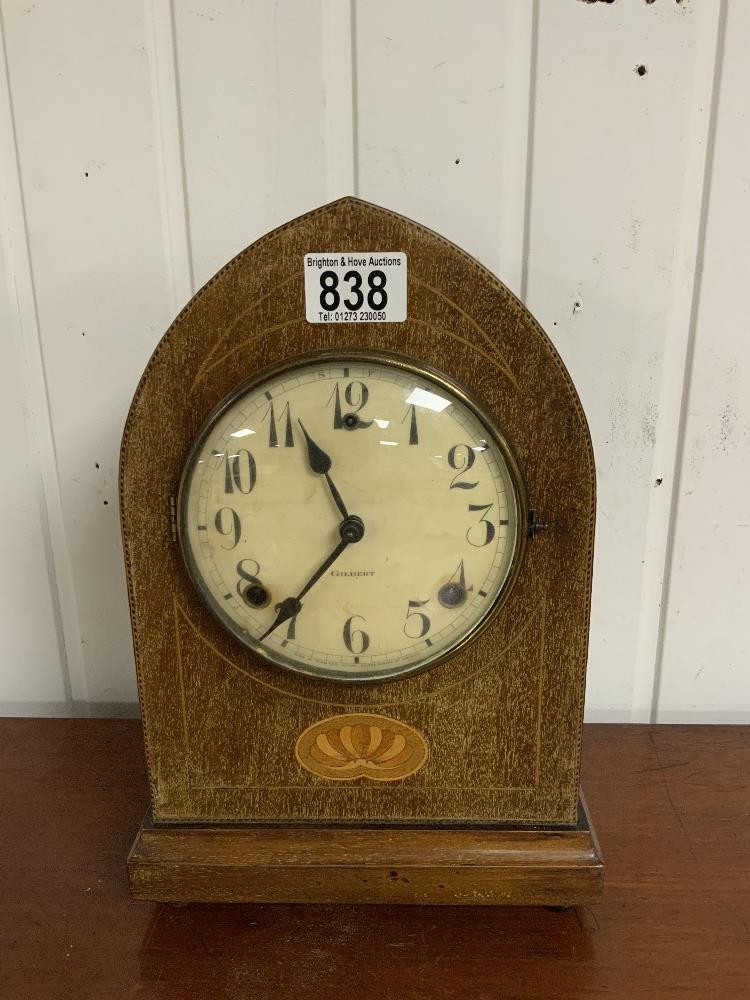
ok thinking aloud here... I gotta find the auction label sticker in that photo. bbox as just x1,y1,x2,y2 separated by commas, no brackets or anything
304,252,407,323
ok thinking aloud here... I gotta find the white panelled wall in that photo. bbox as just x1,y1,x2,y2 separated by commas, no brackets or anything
0,0,746,721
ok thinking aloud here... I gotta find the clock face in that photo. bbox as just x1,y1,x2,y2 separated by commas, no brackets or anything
178,352,526,682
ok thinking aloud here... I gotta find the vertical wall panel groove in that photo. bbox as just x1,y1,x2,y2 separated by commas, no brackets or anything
497,0,537,300
656,0,749,722
0,3,87,709
526,0,707,721
323,0,356,200
2,1,177,709
145,0,195,312
632,0,727,723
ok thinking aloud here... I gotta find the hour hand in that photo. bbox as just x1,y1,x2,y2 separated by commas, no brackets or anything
298,419,349,520
298,419,332,474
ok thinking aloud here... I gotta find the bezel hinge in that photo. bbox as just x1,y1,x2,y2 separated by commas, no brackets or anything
527,510,548,539
169,495,178,543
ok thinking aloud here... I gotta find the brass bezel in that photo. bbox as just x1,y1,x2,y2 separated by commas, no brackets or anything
177,348,529,684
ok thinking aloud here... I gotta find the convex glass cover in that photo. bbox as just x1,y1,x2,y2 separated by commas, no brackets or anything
178,352,526,681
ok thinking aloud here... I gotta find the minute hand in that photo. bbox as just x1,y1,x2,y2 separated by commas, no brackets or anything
258,537,349,641
298,419,349,520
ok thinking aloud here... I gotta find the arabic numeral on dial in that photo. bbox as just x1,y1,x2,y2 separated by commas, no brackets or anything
345,381,369,411
448,444,478,489
451,558,473,594
263,400,294,448
214,507,241,550
438,558,474,608
328,381,372,429
235,558,262,601
404,599,430,639
402,404,419,445
467,503,496,547
329,382,343,428
343,614,370,654
319,270,340,311
224,449,256,494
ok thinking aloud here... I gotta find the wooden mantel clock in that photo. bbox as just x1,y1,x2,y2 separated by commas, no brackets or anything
121,197,603,905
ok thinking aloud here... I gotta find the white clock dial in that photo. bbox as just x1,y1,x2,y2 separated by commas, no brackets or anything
178,352,526,682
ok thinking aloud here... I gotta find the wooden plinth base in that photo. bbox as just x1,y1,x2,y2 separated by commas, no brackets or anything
128,794,603,906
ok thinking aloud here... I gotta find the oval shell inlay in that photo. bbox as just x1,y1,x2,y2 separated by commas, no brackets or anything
295,713,428,782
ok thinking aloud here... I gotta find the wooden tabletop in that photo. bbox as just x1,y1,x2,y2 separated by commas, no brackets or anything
1,720,748,1000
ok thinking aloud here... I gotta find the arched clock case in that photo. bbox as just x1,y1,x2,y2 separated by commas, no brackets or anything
121,197,603,905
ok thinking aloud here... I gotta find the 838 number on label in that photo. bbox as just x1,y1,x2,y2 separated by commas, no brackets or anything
319,269,387,312
304,251,407,324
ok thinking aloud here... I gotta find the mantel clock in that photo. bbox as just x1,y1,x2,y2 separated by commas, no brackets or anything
122,197,603,905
